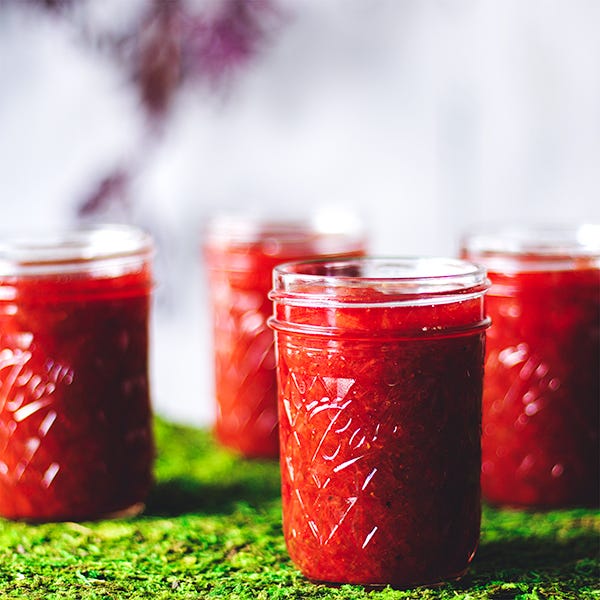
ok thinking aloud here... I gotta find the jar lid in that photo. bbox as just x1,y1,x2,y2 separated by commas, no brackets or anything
0,224,153,277
271,257,489,308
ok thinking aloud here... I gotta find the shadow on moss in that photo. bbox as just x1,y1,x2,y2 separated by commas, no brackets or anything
147,419,282,516
145,476,281,516
146,468,282,517
457,532,600,590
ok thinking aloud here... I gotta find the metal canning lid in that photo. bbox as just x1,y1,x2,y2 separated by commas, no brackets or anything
0,224,154,277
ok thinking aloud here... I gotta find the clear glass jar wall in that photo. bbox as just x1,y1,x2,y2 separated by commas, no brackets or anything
0,224,155,521
462,224,600,508
269,257,490,587
203,214,366,459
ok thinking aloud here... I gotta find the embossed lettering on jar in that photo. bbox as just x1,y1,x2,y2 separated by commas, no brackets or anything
204,215,365,459
269,258,490,587
0,225,155,521
462,225,600,508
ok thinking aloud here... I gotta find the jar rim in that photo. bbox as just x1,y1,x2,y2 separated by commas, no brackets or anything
0,224,153,276
204,211,365,247
462,224,600,258
271,257,489,307
461,224,600,273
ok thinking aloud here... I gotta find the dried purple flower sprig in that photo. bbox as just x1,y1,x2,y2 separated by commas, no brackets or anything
5,0,286,218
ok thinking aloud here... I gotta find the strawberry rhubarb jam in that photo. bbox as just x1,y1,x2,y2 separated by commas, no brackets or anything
269,257,490,587
0,225,154,521
204,216,365,459
463,225,600,508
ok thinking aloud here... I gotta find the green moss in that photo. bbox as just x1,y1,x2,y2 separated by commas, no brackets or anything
0,419,597,599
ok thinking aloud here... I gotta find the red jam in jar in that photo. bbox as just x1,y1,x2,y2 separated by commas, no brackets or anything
269,257,490,587
204,215,365,459
463,225,600,509
0,225,155,521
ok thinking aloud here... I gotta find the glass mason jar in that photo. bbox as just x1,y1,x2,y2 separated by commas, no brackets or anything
0,224,155,521
204,214,366,459
269,257,490,587
462,224,600,508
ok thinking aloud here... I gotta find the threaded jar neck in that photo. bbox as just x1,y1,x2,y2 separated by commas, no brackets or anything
0,224,153,278
461,224,600,272
269,257,490,340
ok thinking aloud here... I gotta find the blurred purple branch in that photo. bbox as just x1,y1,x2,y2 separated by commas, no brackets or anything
22,0,72,11
7,0,285,118
182,0,282,83
127,0,284,119
130,0,183,118
3,0,287,218
77,169,131,219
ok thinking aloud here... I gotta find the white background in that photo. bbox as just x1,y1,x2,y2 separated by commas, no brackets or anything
1,0,599,426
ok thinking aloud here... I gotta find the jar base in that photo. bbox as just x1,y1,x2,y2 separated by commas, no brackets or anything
483,497,600,511
304,567,470,590
2,501,146,524
102,501,146,520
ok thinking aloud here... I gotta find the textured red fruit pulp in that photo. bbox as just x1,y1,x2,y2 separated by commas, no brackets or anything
271,263,488,587
205,231,364,459
481,266,599,508
0,268,153,521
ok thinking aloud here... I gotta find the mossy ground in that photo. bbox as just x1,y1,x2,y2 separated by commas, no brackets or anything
0,420,597,599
